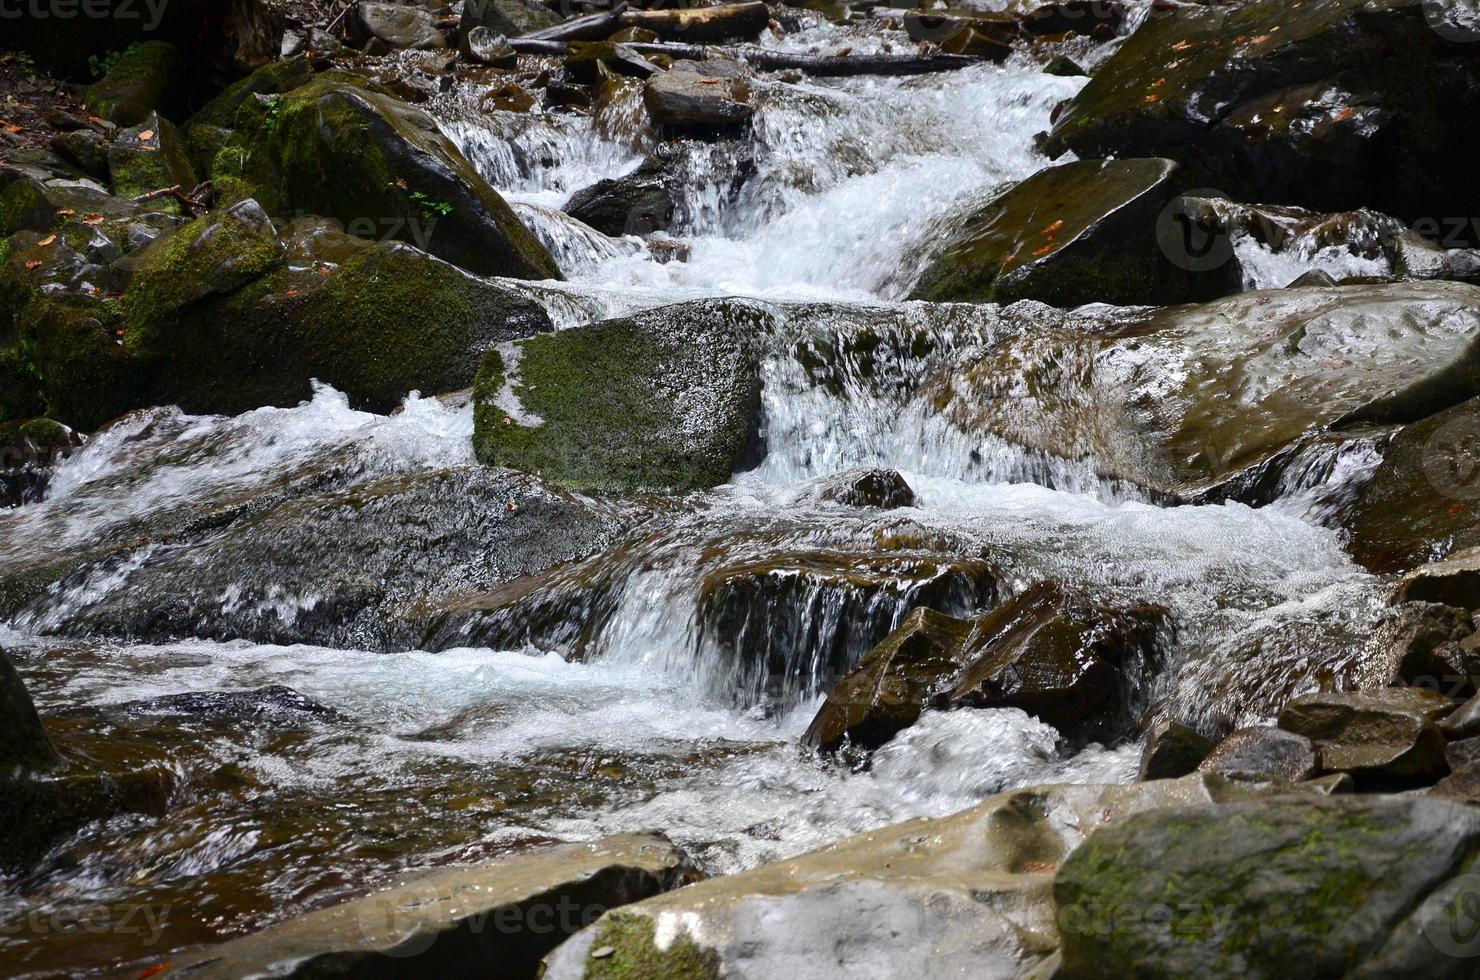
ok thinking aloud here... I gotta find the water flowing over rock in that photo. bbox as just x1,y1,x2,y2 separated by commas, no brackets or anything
805,582,1167,752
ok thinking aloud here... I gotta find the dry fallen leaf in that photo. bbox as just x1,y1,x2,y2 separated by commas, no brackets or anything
23,260,42,270
1042,219,1065,236
37,235,56,248
56,209,75,217
139,129,155,141
83,213,104,225
2,122,21,135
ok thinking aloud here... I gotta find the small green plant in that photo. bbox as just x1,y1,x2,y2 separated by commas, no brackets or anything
88,43,141,80
261,96,284,134
13,52,38,77
407,190,454,220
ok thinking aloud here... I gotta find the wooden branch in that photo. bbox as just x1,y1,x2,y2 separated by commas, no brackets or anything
522,3,630,42
508,36,992,76
622,2,769,43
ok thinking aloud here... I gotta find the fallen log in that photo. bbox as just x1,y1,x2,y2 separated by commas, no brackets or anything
508,37,992,76
622,2,770,43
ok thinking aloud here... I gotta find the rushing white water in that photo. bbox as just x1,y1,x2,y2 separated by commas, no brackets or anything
0,10,1406,976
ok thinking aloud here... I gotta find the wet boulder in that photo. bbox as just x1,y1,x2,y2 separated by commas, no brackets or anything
1055,796,1480,979
162,833,697,980
1277,688,1453,784
461,27,519,69
563,155,680,237
1430,761,1480,802
353,2,448,50
803,607,973,752
211,75,560,280
644,60,755,130
81,41,181,127
1396,546,1480,610
1441,692,1480,740
1197,726,1319,782
810,467,916,509
1345,399,1480,573
1138,719,1215,781
0,418,83,508
702,550,997,712
805,582,1167,752
1370,602,1478,698
461,0,563,39
48,463,628,649
544,775,1337,980
184,56,317,134
910,158,1225,307
473,298,772,492
1447,736,1480,770
1,645,63,775
1038,0,1480,239
122,208,553,418
935,281,1480,501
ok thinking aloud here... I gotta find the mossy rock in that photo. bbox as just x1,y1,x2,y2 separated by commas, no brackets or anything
106,113,199,215
187,56,317,131
8,291,136,429
81,41,180,126
50,130,112,183
909,157,1225,307
473,299,771,492
137,228,554,416
218,76,560,279
1,175,140,237
578,912,722,980
1055,796,1480,978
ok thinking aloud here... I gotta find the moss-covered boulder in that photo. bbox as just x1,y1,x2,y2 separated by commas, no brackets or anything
125,212,554,416
473,299,771,491
804,582,1168,752
81,41,180,126
1054,796,1480,979
1039,0,1480,238
930,281,1480,501
160,833,695,980
185,56,316,132
909,158,1227,307
106,113,198,214
544,775,1340,980
212,76,560,280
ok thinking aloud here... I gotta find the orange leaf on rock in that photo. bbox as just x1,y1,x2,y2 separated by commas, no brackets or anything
139,129,155,141
83,213,105,225
23,260,42,270
37,235,56,247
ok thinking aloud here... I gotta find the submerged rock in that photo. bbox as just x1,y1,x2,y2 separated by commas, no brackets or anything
805,582,1167,752
544,775,1333,980
1055,796,1480,979
910,158,1223,307
473,299,772,492
120,685,335,722
564,156,680,237
1277,688,1453,784
164,833,697,980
